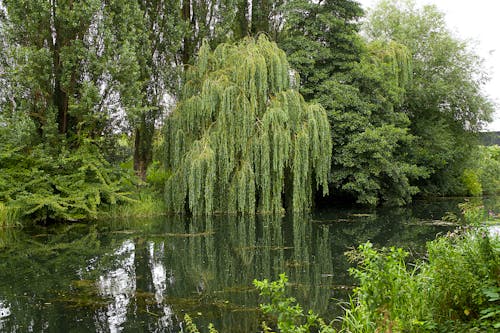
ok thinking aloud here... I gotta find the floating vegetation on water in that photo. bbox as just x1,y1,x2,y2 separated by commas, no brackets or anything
348,213,375,217
236,245,293,251
71,279,96,290
312,218,354,224
218,285,256,294
406,219,459,226
109,230,215,238
56,283,109,309
149,231,216,238
110,230,140,235
285,260,311,268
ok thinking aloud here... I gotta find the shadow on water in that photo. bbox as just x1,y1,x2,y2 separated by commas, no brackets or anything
0,200,473,332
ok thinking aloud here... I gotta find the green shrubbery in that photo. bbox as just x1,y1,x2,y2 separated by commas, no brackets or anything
478,145,500,195
460,145,500,196
344,227,499,332
0,141,136,223
253,274,334,333
97,190,165,219
0,202,19,227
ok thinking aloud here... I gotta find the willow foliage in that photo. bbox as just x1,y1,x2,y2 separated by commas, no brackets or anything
164,36,332,215
365,40,412,106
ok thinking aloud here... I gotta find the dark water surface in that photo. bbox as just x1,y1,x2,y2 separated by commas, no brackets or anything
0,200,475,332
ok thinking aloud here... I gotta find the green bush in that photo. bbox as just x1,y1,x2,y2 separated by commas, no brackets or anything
0,142,136,223
460,145,500,196
461,168,483,197
344,225,500,332
344,243,430,332
0,202,19,227
97,190,165,219
427,230,499,324
478,145,500,195
253,273,334,333
146,161,170,193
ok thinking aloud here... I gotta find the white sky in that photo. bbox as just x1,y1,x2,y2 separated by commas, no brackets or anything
358,0,500,131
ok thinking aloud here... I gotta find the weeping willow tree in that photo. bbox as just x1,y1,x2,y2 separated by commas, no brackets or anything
163,36,332,215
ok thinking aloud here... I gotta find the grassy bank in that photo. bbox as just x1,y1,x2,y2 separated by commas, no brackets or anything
96,191,166,220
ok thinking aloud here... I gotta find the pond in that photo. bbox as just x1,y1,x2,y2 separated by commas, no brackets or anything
0,199,492,332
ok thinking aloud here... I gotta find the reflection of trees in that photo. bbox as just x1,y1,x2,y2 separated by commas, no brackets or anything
0,224,102,332
147,241,175,330
0,300,11,331
95,240,136,333
159,214,337,331
0,227,20,249
0,204,457,332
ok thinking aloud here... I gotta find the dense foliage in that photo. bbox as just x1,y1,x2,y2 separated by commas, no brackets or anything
364,0,494,196
344,227,500,332
0,140,135,223
0,0,498,223
163,37,332,215
278,0,428,205
461,145,500,196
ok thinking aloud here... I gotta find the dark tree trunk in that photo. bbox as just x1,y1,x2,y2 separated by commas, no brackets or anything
181,0,192,66
251,0,270,35
133,116,154,181
51,2,69,136
234,0,249,39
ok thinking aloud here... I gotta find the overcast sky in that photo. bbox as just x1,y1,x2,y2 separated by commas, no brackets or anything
357,0,500,131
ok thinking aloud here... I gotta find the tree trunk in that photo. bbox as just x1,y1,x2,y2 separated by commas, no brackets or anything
234,0,249,39
181,0,192,66
251,0,270,35
51,2,69,136
133,116,154,181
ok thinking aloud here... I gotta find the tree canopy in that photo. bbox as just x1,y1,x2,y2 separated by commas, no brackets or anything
0,0,497,224
364,0,494,195
163,36,332,215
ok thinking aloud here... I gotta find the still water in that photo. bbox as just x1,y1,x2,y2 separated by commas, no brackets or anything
0,200,482,332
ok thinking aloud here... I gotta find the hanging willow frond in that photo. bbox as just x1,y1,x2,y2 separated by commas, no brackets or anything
163,36,332,215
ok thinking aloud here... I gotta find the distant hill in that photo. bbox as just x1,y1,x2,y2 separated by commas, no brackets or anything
479,131,500,146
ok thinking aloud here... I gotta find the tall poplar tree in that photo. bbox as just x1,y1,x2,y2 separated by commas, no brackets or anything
1,0,106,140
163,37,332,215
105,0,184,178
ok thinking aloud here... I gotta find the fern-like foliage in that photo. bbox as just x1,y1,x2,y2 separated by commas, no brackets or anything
0,142,135,223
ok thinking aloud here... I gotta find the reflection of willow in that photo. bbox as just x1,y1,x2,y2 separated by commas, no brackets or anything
169,214,336,330
286,214,333,317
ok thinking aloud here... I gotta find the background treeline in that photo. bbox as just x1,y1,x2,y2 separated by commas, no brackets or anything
0,0,498,222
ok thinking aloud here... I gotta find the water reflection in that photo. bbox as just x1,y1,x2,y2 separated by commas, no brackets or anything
0,200,473,333
147,241,175,330
0,300,11,331
95,240,136,333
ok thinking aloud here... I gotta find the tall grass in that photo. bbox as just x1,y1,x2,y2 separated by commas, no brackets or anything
0,202,20,227
97,191,165,219
343,243,436,332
